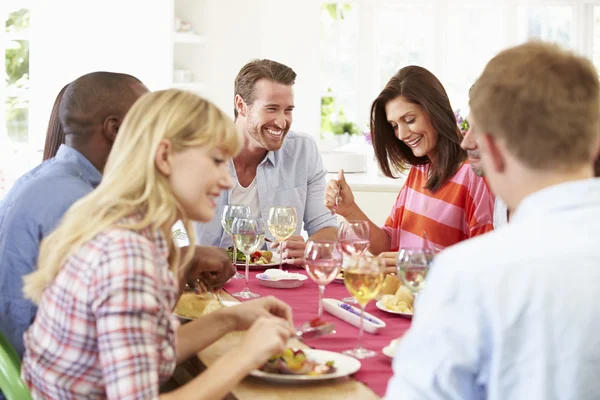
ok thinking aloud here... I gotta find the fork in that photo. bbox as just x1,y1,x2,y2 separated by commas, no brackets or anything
172,229,189,242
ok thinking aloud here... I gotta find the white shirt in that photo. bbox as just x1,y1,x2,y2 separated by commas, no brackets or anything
194,131,337,247
386,178,600,400
493,197,509,228
230,177,261,218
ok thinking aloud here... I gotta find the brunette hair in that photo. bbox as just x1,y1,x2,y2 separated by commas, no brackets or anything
233,59,296,119
42,84,69,160
370,66,466,192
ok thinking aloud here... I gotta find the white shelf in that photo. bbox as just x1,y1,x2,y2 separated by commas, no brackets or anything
171,82,206,92
173,32,207,44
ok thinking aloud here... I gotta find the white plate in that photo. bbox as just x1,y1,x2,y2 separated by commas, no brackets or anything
382,337,403,359
174,300,239,321
323,298,386,334
375,300,413,319
382,344,395,359
236,253,282,269
257,269,307,289
250,349,361,383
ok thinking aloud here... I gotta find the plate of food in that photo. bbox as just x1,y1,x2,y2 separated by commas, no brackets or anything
250,348,361,383
228,247,281,269
375,285,414,319
173,293,239,321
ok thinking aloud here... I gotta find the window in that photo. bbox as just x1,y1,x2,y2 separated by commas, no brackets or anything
320,0,600,147
320,2,361,139
1,1,32,198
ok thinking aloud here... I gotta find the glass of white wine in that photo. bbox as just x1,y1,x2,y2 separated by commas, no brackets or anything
396,247,435,297
343,255,385,359
338,220,371,304
267,206,297,270
231,217,265,299
221,204,250,279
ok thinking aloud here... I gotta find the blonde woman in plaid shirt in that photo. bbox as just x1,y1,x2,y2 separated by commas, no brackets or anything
20,89,295,400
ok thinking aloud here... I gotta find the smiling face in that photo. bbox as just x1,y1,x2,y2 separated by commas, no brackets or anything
460,113,484,176
242,78,295,151
385,96,438,159
165,144,234,222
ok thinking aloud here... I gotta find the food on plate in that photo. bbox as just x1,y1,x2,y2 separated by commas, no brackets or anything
261,348,335,375
173,293,222,319
381,285,414,313
381,274,402,295
227,247,274,264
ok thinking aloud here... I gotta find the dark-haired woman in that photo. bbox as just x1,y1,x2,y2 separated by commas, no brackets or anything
42,84,69,160
325,66,494,267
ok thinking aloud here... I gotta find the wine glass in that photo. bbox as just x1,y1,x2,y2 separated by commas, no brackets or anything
338,220,370,304
304,240,343,320
396,247,435,306
343,255,385,359
231,217,265,299
267,206,297,270
221,205,250,279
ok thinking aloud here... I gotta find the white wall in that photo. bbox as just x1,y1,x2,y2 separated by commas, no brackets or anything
28,0,322,147
29,0,172,145
201,0,322,136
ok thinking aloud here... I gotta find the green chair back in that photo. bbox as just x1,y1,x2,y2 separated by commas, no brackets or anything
0,331,32,400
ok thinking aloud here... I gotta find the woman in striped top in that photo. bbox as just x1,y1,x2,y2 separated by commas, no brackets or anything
325,66,494,268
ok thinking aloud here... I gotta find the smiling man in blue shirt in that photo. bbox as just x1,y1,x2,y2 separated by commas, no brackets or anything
195,59,338,263
0,72,149,359
386,42,600,399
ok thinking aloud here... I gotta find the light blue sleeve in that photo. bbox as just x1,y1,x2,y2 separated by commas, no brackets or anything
384,253,487,400
302,140,338,236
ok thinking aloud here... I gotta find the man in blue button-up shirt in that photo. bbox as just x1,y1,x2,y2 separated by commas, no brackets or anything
386,42,600,399
195,60,337,262
0,72,148,359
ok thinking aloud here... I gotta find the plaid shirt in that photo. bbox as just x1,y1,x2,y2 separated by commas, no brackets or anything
22,217,180,399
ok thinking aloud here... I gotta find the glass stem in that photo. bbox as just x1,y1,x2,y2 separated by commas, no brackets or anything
358,303,365,350
318,285,325,319
232,237,237,266
244,257,250,292
279,242,283,270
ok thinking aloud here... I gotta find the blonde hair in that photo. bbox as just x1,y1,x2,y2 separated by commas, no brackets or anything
469,41,600,170
24,89,242,304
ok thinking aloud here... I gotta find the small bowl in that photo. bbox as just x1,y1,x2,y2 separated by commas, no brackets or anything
256,269,308,289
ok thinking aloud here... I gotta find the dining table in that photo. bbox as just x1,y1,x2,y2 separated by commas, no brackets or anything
170,266,412,399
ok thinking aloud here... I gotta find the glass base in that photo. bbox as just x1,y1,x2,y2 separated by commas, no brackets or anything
232,271,245,279
232,289,260,299
343,346,377,359
342,296,358,304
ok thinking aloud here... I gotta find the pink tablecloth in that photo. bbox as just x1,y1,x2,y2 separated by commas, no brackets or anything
224,268,411,398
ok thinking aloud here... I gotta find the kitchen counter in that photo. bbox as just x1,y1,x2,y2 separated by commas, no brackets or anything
325,170,406,193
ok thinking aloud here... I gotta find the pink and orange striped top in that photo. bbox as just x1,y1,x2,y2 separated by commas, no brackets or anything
382,162,495,251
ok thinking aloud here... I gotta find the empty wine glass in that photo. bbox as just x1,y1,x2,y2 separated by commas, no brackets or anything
267,206,297,270
343,255,385,359
221,204,250,279
231,217,265,299
304,240,343,320
338,220,370,304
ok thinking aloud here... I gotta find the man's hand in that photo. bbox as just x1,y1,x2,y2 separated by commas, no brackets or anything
180,246,234,291
270,235,306,265
378,251,399,274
